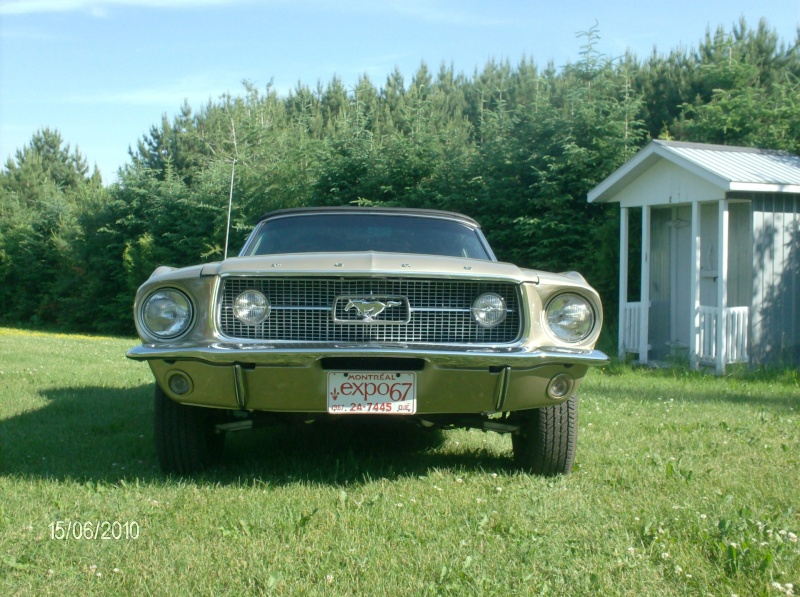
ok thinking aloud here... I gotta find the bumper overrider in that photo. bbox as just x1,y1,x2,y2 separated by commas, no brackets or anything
127,342,609,414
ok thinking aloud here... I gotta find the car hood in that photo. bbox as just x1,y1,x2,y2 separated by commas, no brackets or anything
192,252,537,283
146,253,594,290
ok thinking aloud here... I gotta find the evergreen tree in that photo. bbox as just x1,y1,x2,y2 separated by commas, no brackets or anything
1,18,796,335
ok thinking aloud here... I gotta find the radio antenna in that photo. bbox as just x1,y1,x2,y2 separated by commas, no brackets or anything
223,116,240,260
223,157,235,260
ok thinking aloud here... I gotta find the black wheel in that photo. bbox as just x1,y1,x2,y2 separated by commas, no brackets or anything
153,385,225,474
511,395,578,476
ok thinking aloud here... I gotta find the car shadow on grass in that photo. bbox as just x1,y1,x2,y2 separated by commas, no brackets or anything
0,384,514,486
218,418,515,486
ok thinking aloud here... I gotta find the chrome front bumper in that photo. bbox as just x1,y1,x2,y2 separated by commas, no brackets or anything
128,342,609,367
127,343,609,414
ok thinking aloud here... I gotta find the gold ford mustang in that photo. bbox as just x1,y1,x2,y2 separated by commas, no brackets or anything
127,207,609,474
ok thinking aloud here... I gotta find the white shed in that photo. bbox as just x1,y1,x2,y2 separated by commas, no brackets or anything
588,140,800,372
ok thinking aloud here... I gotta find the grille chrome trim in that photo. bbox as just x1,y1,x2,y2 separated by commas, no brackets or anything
218,277,522,345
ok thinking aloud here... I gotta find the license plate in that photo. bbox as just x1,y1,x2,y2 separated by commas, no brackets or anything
327,371,416,415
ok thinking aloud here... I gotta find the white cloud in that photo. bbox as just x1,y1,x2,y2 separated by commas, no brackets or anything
0,0,244,16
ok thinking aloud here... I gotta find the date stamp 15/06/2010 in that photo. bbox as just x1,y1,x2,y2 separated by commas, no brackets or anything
48,520,140,540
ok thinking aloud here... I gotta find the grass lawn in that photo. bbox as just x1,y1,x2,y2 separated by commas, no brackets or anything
0,327,798,595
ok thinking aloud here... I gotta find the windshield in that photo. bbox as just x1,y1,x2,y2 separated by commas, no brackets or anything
242,213,492,260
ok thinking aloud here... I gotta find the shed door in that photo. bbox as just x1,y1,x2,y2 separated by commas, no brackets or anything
649,206,691,361
671,207,692,352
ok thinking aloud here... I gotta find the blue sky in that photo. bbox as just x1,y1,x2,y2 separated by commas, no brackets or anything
1,0,798,183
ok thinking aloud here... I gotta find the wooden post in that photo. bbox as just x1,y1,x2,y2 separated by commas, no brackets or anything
690,201,700,369
618,207,629,358
639,206,651,365
716,199,729,374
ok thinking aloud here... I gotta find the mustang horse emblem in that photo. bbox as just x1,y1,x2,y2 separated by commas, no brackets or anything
344,298,403,322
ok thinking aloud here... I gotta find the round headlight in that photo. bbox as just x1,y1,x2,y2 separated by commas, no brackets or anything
471,293,507,328
142,289,193,339
233,290,270,325
545,293,595,343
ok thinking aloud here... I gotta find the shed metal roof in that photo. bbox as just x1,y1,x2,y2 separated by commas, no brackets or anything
588,140,800,203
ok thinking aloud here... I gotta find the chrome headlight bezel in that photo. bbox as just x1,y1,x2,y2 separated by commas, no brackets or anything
140,288,194,340
543,292,596,343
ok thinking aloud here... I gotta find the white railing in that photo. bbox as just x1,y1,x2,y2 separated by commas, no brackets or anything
620,302,748,367
697,306,717,363
697,306,749,364
725,307,749,364
621,302,641,354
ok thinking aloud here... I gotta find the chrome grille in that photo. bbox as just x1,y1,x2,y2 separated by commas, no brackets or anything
219,278,522,344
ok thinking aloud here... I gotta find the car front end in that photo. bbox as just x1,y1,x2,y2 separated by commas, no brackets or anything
127,208,609,474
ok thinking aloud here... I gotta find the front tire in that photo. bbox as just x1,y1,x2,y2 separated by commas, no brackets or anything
511,395,578,476
153,385,225,474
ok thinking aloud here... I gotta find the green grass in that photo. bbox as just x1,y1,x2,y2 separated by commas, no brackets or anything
0,328,798,596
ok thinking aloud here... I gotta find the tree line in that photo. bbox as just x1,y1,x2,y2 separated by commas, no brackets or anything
1,19,798,336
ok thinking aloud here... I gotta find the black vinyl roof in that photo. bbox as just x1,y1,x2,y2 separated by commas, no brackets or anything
256,206,481,228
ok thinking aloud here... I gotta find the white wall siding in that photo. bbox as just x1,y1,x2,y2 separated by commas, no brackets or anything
727,202,754,309
614,160,724,208
750,193,800,365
